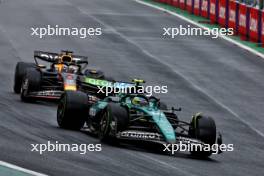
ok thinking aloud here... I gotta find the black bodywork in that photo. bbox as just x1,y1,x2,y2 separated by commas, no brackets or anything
14,50,108,101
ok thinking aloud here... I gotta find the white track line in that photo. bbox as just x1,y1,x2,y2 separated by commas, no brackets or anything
134,0,264,59
78,1,264,138
134,0,264,138
0,161,48,176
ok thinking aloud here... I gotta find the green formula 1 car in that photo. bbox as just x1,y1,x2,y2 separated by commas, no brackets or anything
57,80,223,157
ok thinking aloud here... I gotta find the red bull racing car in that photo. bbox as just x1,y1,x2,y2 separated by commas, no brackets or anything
13,50,111,102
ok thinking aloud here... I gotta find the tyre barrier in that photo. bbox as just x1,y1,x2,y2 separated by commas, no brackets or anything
238,4,249,40
179,0,186,10
172,0,179,7
193,0,201,16
249,7,261,42
201,0,210,18
228,1,239,34
218,0,229,28
153,0,264,46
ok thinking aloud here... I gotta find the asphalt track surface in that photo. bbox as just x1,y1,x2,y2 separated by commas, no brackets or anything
0,0,264,175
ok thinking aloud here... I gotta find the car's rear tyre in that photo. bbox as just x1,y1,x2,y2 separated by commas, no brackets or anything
99,103,129,142
14,62,35,93
189,114,216,157
21,68,41,102
57,91,88,130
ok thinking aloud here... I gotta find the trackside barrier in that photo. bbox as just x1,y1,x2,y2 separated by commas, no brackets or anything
210,0,219,23
201,0,210,18
249,7,261,42
166,0,173,4
186,0,194,13
238,4,249,40
262,11,264,45
172,0,179,7
179,0,186,10
218,0,229,27
193,0,201,16
228,1,239,34
152,0,264,47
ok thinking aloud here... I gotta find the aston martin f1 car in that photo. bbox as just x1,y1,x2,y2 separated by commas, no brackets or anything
13,50,114,102
57,80,223,157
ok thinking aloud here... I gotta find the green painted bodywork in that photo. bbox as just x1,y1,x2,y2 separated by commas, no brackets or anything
90,95,176,143
84,77,134,89
140,107,176,143
85,78,112,87
89,101,108,117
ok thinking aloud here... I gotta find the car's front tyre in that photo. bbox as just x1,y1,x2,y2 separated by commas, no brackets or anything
57,91,89,130
188,114,217,157
99,103,129,143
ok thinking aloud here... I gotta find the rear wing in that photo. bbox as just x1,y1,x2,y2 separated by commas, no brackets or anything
34,50,88,64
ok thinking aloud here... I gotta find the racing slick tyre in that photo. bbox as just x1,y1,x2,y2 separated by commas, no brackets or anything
57,91,89,130
99,103,129,142
21,68,41,102
98,108,112,142
13,62,35,93
189,114,216,157
109,103,129,132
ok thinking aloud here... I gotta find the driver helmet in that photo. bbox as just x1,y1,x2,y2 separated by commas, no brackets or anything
132,97,148,106
68,65,79,74
54,64,68,73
